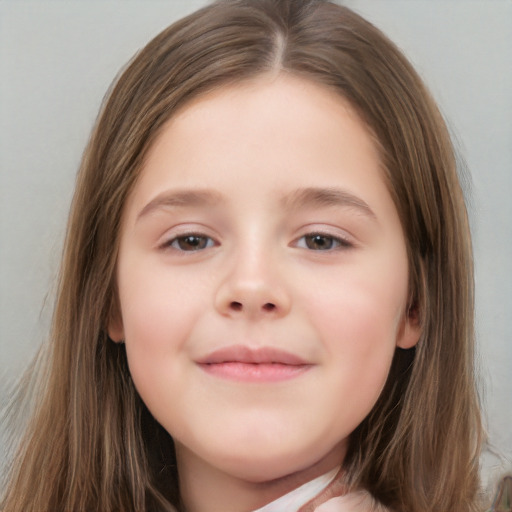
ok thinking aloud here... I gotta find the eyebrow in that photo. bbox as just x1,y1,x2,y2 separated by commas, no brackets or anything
137,189,223,221
136,186,376,222
282,187,377,220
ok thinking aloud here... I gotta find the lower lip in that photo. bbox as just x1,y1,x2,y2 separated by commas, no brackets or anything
198,362,311,382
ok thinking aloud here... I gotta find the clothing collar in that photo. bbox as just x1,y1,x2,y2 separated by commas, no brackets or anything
252,467,340,512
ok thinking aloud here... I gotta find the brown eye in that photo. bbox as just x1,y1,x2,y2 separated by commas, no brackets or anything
170,235,214,251
305,234,335,250
297,233,351,251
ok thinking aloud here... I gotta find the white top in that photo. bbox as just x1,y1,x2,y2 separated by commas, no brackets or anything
252,467,339,512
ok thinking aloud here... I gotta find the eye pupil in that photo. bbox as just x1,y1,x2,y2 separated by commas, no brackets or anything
305,234,334,250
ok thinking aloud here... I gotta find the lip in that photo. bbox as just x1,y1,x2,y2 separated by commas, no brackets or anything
196,345,312,382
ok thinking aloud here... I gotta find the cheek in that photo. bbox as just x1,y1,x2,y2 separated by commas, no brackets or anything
122,285,178,350
116,264,204,403
118,259,209,347
304,267,406,406
310,268,406,348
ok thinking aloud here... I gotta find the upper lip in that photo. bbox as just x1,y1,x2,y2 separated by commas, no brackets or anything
197,345,309,365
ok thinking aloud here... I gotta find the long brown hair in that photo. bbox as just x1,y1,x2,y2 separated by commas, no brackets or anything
1,1,483,510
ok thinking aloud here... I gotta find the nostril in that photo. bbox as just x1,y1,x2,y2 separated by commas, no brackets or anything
227,301,277,313
230,301,243,311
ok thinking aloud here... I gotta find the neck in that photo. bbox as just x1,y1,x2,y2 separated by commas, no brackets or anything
176,443,345,512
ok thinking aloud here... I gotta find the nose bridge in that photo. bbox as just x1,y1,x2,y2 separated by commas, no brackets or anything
215,235,290,318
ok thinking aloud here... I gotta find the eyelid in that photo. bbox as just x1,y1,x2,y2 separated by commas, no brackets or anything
154,224,356,253
292,225,356,251
156,225,220,251
172,235,216,251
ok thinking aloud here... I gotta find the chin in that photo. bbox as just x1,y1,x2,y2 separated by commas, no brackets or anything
217,454,309,483
203,435,343,484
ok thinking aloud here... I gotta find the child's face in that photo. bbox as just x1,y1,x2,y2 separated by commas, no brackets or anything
110,74,420,483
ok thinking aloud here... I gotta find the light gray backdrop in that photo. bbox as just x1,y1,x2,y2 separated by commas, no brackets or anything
1,0,511,489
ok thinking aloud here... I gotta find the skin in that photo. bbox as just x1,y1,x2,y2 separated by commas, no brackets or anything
109,73,420,512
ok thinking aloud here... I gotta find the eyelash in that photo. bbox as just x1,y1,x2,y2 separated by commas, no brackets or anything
161,233,217,252
295,232,353,251
160,231,353,252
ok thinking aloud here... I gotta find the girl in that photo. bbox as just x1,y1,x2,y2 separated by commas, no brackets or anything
1,0,485,511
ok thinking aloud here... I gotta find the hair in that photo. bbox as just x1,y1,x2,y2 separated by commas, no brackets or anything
1,1,484,511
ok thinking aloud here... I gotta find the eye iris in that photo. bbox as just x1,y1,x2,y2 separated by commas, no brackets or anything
305,234,334,250
178,235,207,250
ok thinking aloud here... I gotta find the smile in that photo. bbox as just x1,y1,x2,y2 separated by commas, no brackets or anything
196,345,313,382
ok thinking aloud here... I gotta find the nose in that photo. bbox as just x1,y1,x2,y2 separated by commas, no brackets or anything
214,249,291,320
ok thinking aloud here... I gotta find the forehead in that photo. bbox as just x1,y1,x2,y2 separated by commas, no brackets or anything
122,73,397,225
144,75,377,172
165,73,372,152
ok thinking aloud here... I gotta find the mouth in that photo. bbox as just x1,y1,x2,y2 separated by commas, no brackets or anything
196,345,312,382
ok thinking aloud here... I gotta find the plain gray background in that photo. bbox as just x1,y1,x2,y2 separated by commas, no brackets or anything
1,0,511,489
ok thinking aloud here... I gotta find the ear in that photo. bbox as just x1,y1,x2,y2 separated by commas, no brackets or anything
107,296,124,343
107,289,125,342
396,302,421,349
108,315,125,343
107,316,124,343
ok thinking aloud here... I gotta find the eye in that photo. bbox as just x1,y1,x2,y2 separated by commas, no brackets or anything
296,233,352,251
165,234,216,251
